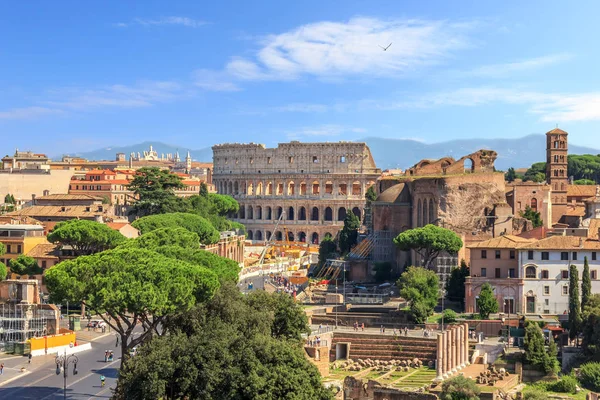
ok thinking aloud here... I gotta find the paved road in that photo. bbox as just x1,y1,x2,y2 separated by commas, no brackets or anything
0,332,124,399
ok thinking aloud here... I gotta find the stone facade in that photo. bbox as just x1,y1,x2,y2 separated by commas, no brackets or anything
211,142,380,244
546,128,569,223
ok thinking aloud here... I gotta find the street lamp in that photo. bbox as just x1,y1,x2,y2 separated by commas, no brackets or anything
55,350,79,400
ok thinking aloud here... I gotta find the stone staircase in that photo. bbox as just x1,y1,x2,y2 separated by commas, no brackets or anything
330,332,437,362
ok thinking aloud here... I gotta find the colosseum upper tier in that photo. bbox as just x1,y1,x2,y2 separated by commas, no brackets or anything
212,141,381,244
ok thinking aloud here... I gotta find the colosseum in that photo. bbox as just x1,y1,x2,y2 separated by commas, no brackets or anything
212,141,381,244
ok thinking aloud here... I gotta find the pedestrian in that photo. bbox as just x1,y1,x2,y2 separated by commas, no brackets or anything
404,327,408,336
115,334,120,347
0,363,3,375
354,321,358,331
380,325,383,334
104,350,108,362
361,322,365,331
28,353,32,364
382,326,385,334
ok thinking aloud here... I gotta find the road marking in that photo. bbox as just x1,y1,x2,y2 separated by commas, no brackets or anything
0,370,31,387
37,358,121,400
88,385,112,399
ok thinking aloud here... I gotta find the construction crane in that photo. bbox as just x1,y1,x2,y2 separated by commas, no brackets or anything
257,211,285,266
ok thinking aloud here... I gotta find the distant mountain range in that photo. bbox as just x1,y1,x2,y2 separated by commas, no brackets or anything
56,135,600,171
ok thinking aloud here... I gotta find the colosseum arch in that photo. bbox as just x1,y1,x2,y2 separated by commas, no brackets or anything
266,206,272,220
298,231,306,242
256,182,263,196
234,181,239,195
298,206,307,220
266,182,273,195
239,205,245,219
338,182,348,195
312,181,320,195
247,230,254,240
240,181,246,194
311,207,319,221
311,232,319,244
266,231,273,241
277,206,283,219
352,181,361,196
287,231,294,242
288,206,295,220
247,206,254,220
228,181,233,194
256,206,262,220
338,207,347,221
325,181,334,195
275,231,283,241
300,182,307,195
352,207,361,219
288,181,295,196
247,182,254,196
255,230,263,241
325,207,333,221
277,182,284,196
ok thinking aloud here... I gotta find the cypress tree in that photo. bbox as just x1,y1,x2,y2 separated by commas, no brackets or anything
569,264,582,345
582,256,592,312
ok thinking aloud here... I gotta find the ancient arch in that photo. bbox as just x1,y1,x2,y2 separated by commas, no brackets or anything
256,182,263,196
247,230,254,240
352,207,361,219
299,207,307,220
247,205,254,220
325,207,333,221
464,158,475,173
277,206,283,219
266,231,273,241
352,181,361,196
300,182,307,195
311,207,319,221
298,231,306,242
288,206,295,220
266,206,272,220
277,182,284,196
228,181,233,194
312,181,320,195
422,199,428,226
275,231,283,241
287,231,294,242
338,207,347,221
266,182,273,195
288,181,295,196
255,230,263,241
311,232,319,244
338,182,348,195
247,182,254,196
325,181,334,195
256,206,262,220
239,205,245,219
234,181,239,195
531,198,538,212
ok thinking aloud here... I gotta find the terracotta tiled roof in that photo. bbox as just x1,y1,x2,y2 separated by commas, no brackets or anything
35,194,104,201
85,169,116,176
27,243,59,259
191,162,213,168
518,235,600,250
467,235,535,249
7,205,104,218
588,219,600,239
567,185,597,198
106,222,128,230
547,128,568,134
565,205,586,217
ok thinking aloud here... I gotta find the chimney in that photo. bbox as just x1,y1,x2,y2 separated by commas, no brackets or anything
31,194,36,205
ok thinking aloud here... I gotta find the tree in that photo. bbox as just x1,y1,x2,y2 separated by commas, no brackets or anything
114,282,333,400
440,375,480,400
47,219,126,256
245,290,310,340
505,167,517,183
397,266,439,322
132,213,220,245
318,234,337,267
338,212,360,254
0,243,6,281
583,256,592,312
520,205,543,228
154,245,240,283
523,321,559,373
4,194,15,204
126,228,200,251
575,179,596,185
579,362,600,392
9,255,43,277
373,262,393,282
477,283,498,319
393,224,463,269
569,264,582,345
446,259,469,304
45,247,220,370
365,186,377,205
127,167,186,217
523,162,546,183
199,182,209,197
582,294,600,359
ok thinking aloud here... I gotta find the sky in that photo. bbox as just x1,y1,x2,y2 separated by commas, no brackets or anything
1,1,600,156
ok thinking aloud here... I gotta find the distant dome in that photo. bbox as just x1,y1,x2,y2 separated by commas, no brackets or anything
376,183,411,204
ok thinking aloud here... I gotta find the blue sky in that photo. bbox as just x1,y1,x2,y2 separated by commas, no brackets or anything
1,1,600,156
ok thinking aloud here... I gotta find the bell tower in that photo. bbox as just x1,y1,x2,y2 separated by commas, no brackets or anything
546,128,568,223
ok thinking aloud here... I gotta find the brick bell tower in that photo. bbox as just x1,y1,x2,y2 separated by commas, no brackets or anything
546,128,568,224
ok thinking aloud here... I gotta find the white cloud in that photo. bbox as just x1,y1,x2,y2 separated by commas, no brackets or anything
224,17,472,81
376,86,600,122
192,69,241,92
0,106,63,120
116,16,208,28
468,53,572,78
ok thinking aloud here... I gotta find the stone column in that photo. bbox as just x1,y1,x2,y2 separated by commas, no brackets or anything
464,323,470,366
451,327,457,373
436,333,444,381
443,331,449,378
458,325,464,369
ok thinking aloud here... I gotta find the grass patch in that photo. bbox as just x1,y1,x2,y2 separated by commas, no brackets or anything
522,382,590,400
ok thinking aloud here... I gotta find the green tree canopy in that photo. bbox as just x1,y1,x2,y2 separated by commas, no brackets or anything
9,255,43,276
523,162,547,183
245,290,310,341
199,182,209,197
583,294,600,359
115,282,332,400
318,234,337,267
47,219,126,256
126,227,200,251
153,245,240,283
505,167,517,183
520,205,543,228
446,259,469,304
393,224,463,269
127,167,186,216
575,179,596,185
132,213,220,245
440,375,480,400
338,212,360,254
397,266,439,322
0,244,5,280
569,264,582,343
365,186,377,205
524,321,559,373
583,256,592,312
476,283,498,319
45,247,220,369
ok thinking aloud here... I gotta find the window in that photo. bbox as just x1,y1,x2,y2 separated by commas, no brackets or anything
495,250,501,259
525,266,536,278
541,270,549,279
17,245,21,253
481,250,487,259
545,299,550,306
573,252,578,260
592,270,598,280
544,286,550,295
267,157,272,164
541,252,549,260
528,251,534,260
561,252,568,260
41,260,46,269
509,268,515,278
510,250,515,260
562,286,569,295
6,245,11,253
593,252,597,261
495,268,501,278
312,156,318,163
561,270,569,279
481,268,487,277
289,156,293,164
340,156,346,163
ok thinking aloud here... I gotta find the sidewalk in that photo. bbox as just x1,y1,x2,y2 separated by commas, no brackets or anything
0,352,57,387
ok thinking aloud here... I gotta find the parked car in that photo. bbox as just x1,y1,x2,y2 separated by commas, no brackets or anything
87,320,107,329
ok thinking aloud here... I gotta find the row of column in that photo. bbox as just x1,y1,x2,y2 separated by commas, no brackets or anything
436,323,470,381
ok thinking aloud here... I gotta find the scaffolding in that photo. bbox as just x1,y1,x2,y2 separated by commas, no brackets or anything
371,230,394,262
0,303,52,347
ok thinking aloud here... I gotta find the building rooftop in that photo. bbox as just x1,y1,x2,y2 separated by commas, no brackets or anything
26,243,59,259
547,128,568,135
518,235,600,250
467,235,535,249
0,224,45,231
35,194,104,201
6,205,105,218
567,185,597,198
375,183,411,204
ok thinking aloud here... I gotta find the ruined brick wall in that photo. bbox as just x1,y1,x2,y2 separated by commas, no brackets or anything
405,150,497,177
344,376,439,400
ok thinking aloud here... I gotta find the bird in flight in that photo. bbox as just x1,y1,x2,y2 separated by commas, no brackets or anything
379,42,392,51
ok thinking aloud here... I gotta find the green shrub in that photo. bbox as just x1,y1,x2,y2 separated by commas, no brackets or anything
442,309,457,324
548,375,578,393
523,387,547,400
580,362,600,392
